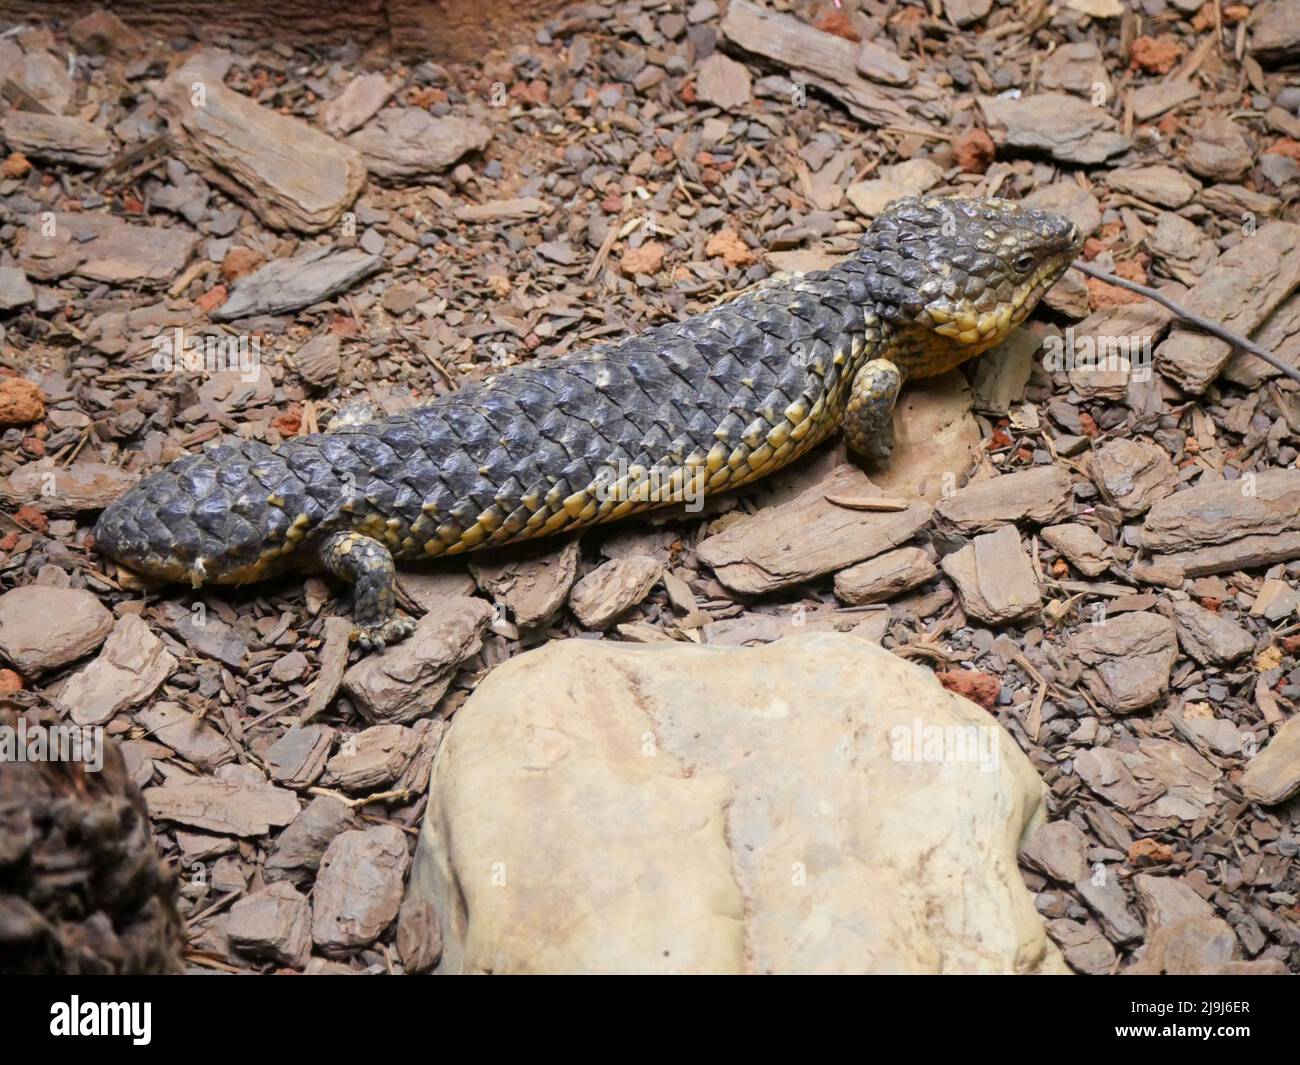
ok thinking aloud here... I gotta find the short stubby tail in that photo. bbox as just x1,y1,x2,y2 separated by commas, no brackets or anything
93,441,302,586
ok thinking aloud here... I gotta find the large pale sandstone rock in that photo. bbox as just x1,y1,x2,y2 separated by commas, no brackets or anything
407,632,1065,974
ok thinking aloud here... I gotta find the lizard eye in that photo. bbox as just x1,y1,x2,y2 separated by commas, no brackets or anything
1013,253,1036,275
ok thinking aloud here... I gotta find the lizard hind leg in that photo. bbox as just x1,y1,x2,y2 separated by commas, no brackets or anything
316,530,415,650
844,358,904,466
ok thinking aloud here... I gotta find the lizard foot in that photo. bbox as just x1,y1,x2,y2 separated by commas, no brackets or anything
350,614,416,651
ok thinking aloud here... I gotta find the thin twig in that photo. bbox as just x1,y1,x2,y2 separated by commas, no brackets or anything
1070,259,1300,387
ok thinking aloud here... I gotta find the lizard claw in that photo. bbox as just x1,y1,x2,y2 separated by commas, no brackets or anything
351,615,416,651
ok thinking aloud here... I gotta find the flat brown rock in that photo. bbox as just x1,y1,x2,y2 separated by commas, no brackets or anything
134,701,235,771
2,462,139,516
265,796,357,883
0,266,36,313
933,465,1073,535
1133,79,1198,122
697,465,932,596
320,73,394,134
228,882,312,967
1186,116,1252,182
1074,739,1218,823
968,329,1037,416
454,197,552,223
1103,165,1201,208
720,0,945,131
694,53,752,110
1074,873,1143,944
1039,41,1109,97
1126,916,1284,975
0,586,114,677
1170,600,1254,665
302,617,352,724
568,557,662,629
322,724,421,792
347,108,490,181
1068,611,1176,713
211,246,383,321
1048,919,1116,975
153,601,248,670
940,525,1041,625
1021,820,1089,883
59,616,176,726
312,825,409,955
0,112,116,168
1090,438,1179,517
163,52,366,233
1239,713,1300,805
266,724,335,789
469,539,580,629
1142,469,1300,576
834,546,936,605
1042,523,1113,577
1250,0,1300,63
18,211,197,286
870,372,982,503
1154,223,1300,392
143,778,300,837
979,93,1129,164
342,596,493,724
1133,874,1215,931
854,39,913,87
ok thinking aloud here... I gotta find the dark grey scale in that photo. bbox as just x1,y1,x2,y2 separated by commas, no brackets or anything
192,488,234,538
496,427,556,496
458,472,502,529
377,416,431,462
497,377,559,435
554,426,598,486
642,408,686,460
419,474,461,528
433,405,497,467
167,521,202,563
474,389,537,453
657,344,732,419
703,350,749,397
620,339,680,398
389,425,445,492
360,470,401,517
313,433,364,479
435,449,488,510
712,410,748,444
343,429,404,477
224,516,264,559
470,446,519,500
519,437,572,497
176,458,219,500
535,405,582,462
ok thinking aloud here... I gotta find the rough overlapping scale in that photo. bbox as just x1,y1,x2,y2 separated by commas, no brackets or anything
93,224,925,580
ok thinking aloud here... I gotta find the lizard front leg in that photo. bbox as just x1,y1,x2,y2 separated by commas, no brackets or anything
844,358,903,466
316,531,415,649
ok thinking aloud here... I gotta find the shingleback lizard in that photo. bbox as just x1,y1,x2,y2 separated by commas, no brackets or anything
93,196,1082,648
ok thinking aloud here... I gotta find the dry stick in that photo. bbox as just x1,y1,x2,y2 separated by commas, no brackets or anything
1069,259,1300,388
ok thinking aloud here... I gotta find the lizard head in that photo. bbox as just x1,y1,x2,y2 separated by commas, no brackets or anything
857,195,1083,364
